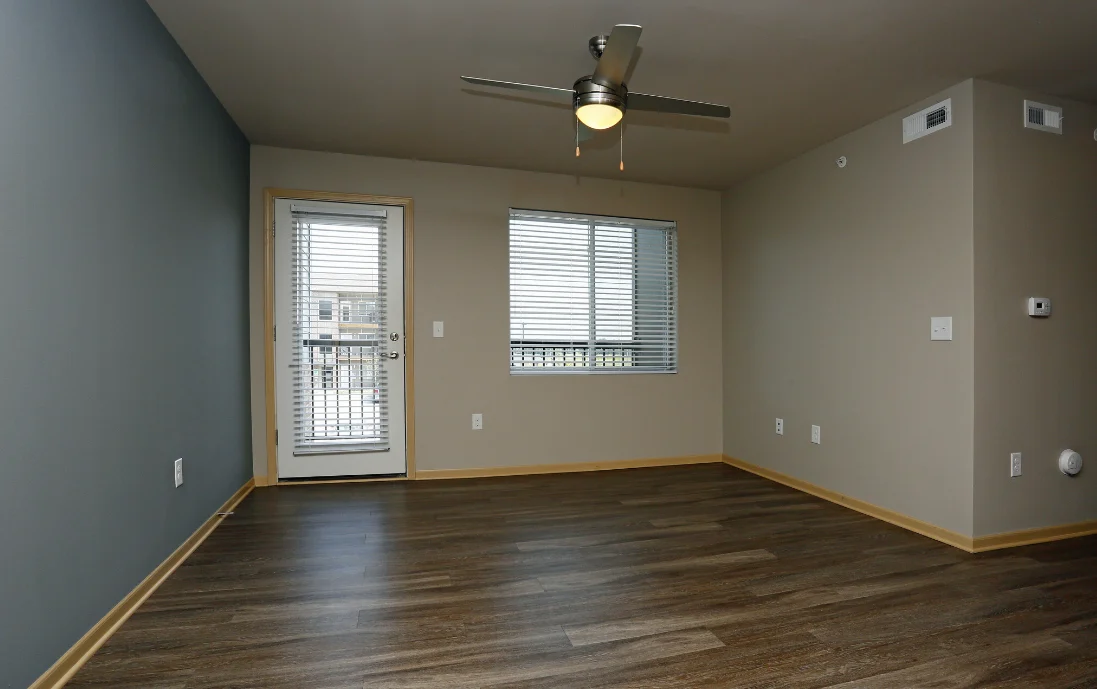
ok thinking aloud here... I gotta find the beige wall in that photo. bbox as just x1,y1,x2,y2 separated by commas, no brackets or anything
721,81,976,536
972,81,1097,536
249,146,723,477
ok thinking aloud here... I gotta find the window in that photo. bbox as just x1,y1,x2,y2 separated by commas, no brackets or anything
509,209,677,373
319,333,332,353
318,299,333,321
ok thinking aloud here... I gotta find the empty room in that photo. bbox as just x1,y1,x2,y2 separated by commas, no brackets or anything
4,1,1097,687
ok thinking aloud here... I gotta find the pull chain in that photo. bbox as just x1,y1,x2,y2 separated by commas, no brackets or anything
619,124,624,171
575,116,580,157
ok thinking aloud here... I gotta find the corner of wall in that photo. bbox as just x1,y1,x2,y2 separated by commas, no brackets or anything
719,187,734,457
971,79,1097,538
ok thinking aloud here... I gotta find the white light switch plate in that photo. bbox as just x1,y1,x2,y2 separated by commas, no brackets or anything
811,425,821,444
471,413,483,430
432,321,444,337
931,316,953,341
1010,452,1022,477
174,458,184,487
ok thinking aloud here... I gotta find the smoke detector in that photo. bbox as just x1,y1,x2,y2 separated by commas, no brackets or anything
1059,450,1083,476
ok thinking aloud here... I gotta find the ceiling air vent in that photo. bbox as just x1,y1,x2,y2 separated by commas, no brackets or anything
903,99,952,144
1024,100,1062,134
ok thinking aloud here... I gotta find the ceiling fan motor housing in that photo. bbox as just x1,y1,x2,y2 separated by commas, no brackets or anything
573,76,627,114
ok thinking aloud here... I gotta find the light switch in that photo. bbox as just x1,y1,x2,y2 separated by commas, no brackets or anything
930,316,953,341
432,321,444,338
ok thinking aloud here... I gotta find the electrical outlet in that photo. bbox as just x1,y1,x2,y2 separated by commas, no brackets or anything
471,413,483,430
811,425,821,445
174,458,184,487
1010,452,1022,478
775,418,784,435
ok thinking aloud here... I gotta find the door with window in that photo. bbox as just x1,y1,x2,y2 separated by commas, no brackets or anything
274,198,406,478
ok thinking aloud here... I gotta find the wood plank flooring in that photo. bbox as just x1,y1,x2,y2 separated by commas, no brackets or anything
67,464,1097,688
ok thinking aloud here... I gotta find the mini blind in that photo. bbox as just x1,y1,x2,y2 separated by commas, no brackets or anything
291,207,390,453
509,209,678,374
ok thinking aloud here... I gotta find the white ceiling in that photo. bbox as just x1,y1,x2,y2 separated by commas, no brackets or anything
148,0,1097,190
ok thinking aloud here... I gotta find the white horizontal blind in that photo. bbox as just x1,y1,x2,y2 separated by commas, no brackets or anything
291,207,390,453
509,209,677,373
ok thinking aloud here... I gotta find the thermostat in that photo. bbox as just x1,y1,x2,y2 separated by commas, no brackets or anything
1027,297,1051,317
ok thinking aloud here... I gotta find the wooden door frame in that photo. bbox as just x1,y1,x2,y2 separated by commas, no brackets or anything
262,188,416,483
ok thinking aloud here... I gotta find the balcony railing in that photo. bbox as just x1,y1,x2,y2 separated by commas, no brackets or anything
300,339,384,442
510,340,637,369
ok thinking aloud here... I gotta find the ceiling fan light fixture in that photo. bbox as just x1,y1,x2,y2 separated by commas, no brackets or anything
576,103,623,130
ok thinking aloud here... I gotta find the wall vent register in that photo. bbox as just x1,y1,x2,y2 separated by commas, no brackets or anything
1024,100,1063,134
903,98,952,144
509,209,678,374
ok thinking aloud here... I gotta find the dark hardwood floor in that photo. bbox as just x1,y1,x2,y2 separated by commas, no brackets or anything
68,464,1097,688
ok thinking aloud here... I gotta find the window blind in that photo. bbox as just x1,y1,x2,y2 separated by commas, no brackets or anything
291,207,390,453
509,209,678,374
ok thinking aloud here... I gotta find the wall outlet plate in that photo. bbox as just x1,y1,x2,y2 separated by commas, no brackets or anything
775,418,784,435
471,413,483,430
1010,452,1022,478
811,425,821,444
174,458,184,487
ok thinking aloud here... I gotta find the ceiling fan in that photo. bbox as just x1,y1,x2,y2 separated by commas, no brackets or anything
461,24,730,169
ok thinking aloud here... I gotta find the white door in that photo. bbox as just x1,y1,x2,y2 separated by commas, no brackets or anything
274,198,406,479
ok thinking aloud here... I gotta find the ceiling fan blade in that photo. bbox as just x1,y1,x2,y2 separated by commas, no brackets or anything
592,24,642,87
460,76,574,100
627,92,731,118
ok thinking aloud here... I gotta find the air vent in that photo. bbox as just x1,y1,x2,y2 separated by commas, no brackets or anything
1024,100,1062,134
903,99,952,144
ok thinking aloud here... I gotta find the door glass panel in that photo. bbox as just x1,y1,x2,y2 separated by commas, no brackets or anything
291,209,389,453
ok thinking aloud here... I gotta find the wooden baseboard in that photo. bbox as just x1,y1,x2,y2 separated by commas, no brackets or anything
417,454,724,480
275,476,409,486
29,479,255,689
972,520,1097,553
253,474,270,487
722,456,975,552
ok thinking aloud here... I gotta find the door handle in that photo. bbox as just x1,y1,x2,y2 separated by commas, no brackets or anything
388,351,400,360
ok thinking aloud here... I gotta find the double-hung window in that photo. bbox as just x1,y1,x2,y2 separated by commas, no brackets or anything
509,209,678,374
